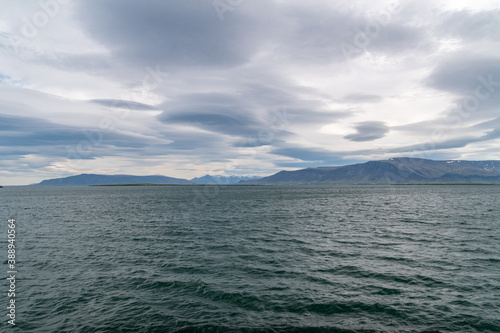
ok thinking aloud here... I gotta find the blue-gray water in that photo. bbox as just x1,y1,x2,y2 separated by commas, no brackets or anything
1,185,500,332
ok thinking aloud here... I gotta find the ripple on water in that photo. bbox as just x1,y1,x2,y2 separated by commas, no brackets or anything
2,185,500,332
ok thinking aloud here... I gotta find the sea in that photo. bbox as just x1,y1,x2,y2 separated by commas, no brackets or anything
1,185,499,332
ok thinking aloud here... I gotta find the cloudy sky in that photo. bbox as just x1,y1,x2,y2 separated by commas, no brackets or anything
1,0,499,185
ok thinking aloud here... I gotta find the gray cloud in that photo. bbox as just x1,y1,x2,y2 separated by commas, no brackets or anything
272,2,427,63
425,54,500,123
90,99,158,110
270,146,357,166
439,9,500,42
344,121,389,142
0,113,159,158
163,112,260,137
157,93,264,137
75,0,271,68
427,55,500,95
472,116,500,130
371,129,500,156
72,0,429,72
342,93,383,103
389,137,476,153
153,130,227,152
157,90,350,143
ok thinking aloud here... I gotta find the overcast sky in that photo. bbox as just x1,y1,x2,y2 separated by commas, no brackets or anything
1,0,500,185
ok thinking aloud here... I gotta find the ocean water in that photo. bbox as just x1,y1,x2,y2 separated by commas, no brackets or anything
1,185,499,332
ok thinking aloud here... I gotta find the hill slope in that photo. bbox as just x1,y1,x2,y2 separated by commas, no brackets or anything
243,158,500,184
33,174,193,186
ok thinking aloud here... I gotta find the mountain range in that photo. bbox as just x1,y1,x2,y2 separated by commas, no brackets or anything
29,158,500,186
190,175,261,184
33,174,192,186
242,158,500,184
31,173,260,186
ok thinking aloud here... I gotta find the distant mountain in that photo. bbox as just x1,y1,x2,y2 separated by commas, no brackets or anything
31,158,500,186
190,175,261,184
242,158,500,184
33,174,193,186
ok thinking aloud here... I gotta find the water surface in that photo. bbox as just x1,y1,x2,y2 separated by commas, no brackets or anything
1,185,499,332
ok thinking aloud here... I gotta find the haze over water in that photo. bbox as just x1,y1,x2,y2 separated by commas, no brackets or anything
1,185,500,332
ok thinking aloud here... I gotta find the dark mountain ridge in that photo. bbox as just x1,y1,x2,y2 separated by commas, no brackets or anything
33,174,193,186
242,158,500,184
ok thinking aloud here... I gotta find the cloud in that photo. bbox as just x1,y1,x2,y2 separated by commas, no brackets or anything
157,90,350,142
425,54,500,123
272,1,428,63
157,92,264,137
438,9,500,42
270,146,356,166
342,93,383,103
0,113,164,159
90,99,158,110
71,0,431,73
426,55,500,95
75,0,271,68
344,121,389,142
